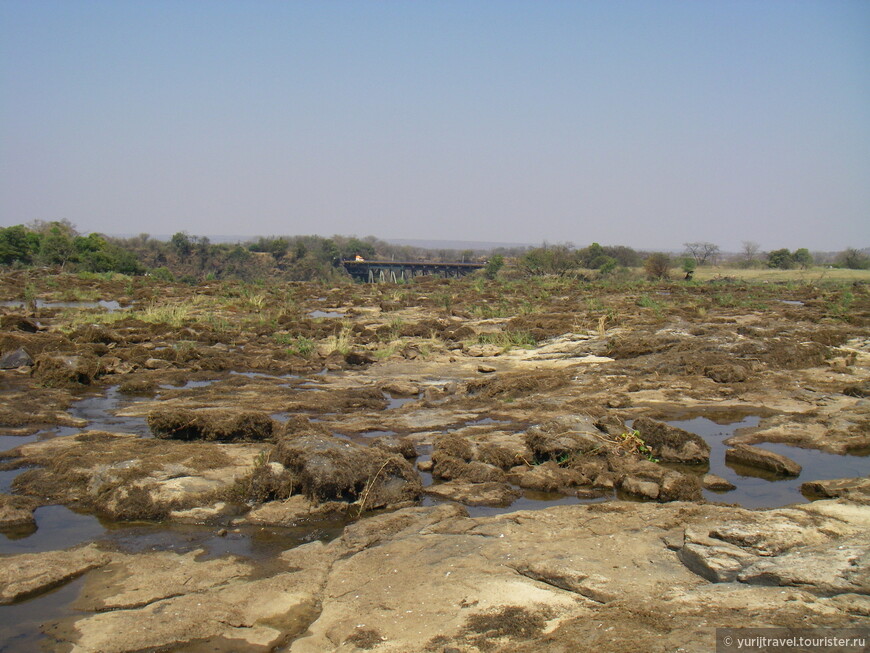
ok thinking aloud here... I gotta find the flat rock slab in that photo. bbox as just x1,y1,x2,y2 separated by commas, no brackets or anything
0,544,110,604
424,480,521,506
725,444,802,476
39,499,870,653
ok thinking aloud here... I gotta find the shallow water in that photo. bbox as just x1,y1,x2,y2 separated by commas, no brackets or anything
0,299,122,311
0,574,88,653
384,392,421,409
666,416,870,509
309,310,345,318
0,506,106,556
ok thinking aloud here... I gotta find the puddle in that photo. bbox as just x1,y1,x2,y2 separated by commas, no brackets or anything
778,299,805,306
358,430,398,438
666,416,870,509
0,574,88,653
159,378,219,390
66,386,150,437
309,310,345,319
0,300,123,311
0,506,107,555
100,519,346,562
384,392,421,410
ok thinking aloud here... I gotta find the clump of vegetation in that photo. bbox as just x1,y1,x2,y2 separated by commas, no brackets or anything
643,253,671,280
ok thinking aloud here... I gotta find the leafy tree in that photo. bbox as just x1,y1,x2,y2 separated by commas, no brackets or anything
644,253,671,279
682,257,697,275
767,248,794,269
170,232,193,261
836,248,870,270
792,248,813,269
484,255,504,279
0,225,41,265
341,238,376,260
37,223,77,268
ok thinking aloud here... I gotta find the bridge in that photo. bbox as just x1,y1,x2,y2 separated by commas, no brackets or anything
341,260,485,283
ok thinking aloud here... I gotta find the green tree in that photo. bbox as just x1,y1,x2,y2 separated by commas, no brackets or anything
767,248,794,269
0,225,41,265
484,255,504,279
37,223,77,268
792,248,813,269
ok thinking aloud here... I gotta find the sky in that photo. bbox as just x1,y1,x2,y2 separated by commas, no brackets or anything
1,1,868,252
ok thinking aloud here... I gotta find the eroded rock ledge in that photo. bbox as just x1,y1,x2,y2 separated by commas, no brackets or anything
2,497,864,652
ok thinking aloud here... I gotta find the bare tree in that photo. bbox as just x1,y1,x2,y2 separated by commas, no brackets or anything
741,241,760,264
683,242,720,266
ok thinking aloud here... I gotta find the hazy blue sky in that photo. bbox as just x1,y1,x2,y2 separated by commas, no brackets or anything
1,1,868,251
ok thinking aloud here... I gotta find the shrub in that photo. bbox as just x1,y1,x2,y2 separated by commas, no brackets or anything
643,253,671,280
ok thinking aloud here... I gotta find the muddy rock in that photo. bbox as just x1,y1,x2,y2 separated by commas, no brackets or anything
371,435,418,460
238,495,350,526
466,343,502,357
704,363,748,383
620,476,660,500
380,380,419,397
0,543,110,604
424,480,520,506
0,493,38,528
32,353,100,386
631,416,711,463
703,474,736,491
0,346,33,369
524,417,605,461
10,432,264,520
801,477,870,503
0,314,39,332
725,444,802,476
276,434,421,508
148,408,276,442
507,461,587,493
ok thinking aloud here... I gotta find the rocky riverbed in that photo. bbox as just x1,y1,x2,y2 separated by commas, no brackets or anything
0,270,868,651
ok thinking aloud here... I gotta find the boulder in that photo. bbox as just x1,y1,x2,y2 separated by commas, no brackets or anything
630,417,710,464
380,381,419,397
703,474,736,491
507,462,587,493
0,493,38,529
725,445,801,477
371,435,418,460
425,480,520,506
275,434,421,509
0,347,33,369
620,476,660,500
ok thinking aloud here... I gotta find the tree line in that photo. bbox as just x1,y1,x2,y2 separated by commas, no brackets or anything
1,222,868,281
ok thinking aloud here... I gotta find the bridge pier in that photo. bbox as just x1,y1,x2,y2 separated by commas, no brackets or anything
342,260,485,283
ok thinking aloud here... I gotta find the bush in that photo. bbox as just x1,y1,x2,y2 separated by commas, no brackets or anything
643,253,671,280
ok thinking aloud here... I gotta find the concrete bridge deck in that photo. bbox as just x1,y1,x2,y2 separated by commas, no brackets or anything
341,260,485,282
